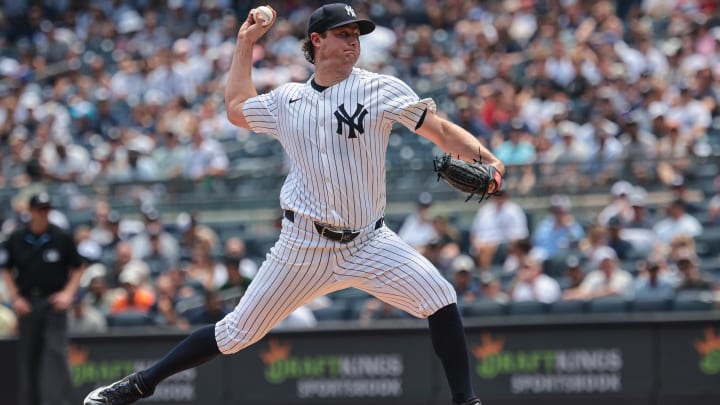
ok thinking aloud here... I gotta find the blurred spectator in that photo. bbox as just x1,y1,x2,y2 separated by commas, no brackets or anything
652,198,703,245
578,223,610,261
183,119,229,181
118,141,159,182
88,200,114,247
532,195,585,260
606,216,636,260
626,187,655,229
428,215,463,269
359,298,411,326
633,258,676,299
140,228,174,280
597,180,635,226
75,225,104,265
397,192,437,252
582,118,624,186
68,297,108,334
543,120,590,189
492,119,536,194
149,273,189,330
502,238,533,275
667,235,698,267
470,188,529,271
478,273,509,304
152,130,188,180
185,242,225,292
676,256,715,292
130,207,179,273
105,240,134,288
98,210,127,257
219,237,256,288
110,261,155,314
177,211,219,258
43,137,90,183
707,176,720,225
655,120,692,185
80,264,115,316
618,111,657,185
450,255,481,304
563,246,633,300
668,175,703,214
508,257,561,303
559,255,587,290
183,290,229,325
274,305,318,329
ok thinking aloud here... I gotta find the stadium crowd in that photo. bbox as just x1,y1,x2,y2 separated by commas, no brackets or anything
1,0,720,334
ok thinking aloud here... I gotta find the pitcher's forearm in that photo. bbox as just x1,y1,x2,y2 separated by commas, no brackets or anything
225,39,257,128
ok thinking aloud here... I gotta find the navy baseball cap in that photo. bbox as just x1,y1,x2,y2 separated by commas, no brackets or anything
307,3,375,36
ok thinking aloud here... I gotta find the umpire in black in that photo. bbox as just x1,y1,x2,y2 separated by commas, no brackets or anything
1,192,83,405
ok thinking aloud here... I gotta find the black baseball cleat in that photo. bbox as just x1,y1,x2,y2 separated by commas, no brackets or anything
83,372,153,405
454,398,482,405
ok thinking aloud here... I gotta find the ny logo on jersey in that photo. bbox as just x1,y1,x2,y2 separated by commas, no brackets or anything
334,103,368,139
345,5,356,17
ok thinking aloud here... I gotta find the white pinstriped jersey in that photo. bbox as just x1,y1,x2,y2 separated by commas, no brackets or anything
215,68,456,354
243,68,436,229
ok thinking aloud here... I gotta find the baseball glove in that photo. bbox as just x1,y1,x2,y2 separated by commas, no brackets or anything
433,154,502,202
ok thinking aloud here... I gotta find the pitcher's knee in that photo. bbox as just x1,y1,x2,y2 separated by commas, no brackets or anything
408,295,457,319
214,318,267,354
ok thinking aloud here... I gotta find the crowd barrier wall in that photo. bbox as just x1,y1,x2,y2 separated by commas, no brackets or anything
1,313,719,405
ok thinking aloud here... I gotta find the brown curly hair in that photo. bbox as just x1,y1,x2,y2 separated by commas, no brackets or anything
301,32,326,64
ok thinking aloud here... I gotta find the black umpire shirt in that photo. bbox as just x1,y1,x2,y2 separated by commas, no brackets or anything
0,224,82,298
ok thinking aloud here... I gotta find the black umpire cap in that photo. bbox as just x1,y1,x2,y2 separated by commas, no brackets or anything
307,3,375,37
29,192,53,209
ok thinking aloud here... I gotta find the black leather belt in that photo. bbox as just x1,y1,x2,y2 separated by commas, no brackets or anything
283,210,383,243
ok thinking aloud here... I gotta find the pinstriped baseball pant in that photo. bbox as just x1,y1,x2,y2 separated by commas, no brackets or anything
215,213,457,354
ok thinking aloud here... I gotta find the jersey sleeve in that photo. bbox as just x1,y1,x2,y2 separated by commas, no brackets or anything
381,76,437,131
242,90,280,138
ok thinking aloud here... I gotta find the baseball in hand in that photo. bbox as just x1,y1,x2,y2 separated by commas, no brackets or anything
254,6,273,26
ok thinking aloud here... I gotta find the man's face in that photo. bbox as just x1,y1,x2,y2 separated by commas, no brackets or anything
314,24,361,65
599,258,615,274
29,206,51,226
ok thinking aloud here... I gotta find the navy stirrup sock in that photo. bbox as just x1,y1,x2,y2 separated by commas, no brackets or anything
139,324,221,389
428,303,476,403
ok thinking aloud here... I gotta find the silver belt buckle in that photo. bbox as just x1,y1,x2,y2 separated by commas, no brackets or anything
318,225,359,243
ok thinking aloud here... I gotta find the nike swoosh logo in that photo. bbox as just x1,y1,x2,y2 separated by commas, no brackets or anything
289,97,302,104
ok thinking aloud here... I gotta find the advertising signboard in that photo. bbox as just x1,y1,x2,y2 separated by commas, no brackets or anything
225,330,437,402
657,322,720,404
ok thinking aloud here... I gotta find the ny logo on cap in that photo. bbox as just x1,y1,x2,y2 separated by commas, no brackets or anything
345,5,356,17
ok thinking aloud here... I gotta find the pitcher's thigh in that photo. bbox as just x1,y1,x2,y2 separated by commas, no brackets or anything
342,229,457,318
215,247,336,354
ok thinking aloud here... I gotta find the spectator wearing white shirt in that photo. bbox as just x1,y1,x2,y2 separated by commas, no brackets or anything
509,257,561,304
652,199,703,245
397,192,437,252
470,189,529,271
597,180,635,226
562,246,633,301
